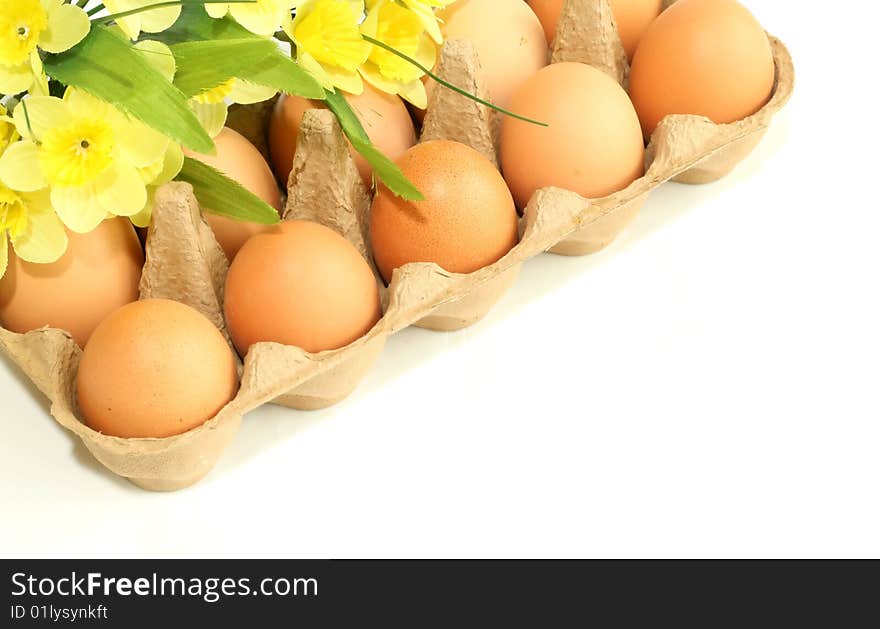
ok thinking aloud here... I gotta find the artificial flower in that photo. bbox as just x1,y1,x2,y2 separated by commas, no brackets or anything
0,0,89,95
397,0,455,44
359,0,436,108
0,89,171,234
207,0,294,37
284,0,371,94
103,0,181,41
0,133,67,280
129,140,185,228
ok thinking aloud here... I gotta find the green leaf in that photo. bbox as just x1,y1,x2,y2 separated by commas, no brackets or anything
43,25,213,153
324,90,424,201
159,7,323,99
171,38,281,97
176,157,281,225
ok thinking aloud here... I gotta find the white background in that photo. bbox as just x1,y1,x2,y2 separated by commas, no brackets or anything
2,2,878,559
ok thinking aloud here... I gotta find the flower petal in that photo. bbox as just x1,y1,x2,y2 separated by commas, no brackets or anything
96,164,148,217
189,101,229,140
11,192,69,264
229,80,277,105
114,118,170,168
205,4,229,18
152,143,184,186
139,5,182,34
0,141,48,192
0,235,8,280
129,188,155,228
13,96,71,141
40,3,91,54
51,183,107,233
0,63,34,96
134,40,176,82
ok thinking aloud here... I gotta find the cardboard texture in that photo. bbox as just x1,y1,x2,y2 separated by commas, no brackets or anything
0,0,794,490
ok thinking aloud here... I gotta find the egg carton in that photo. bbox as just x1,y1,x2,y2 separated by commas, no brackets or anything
0,0,794,490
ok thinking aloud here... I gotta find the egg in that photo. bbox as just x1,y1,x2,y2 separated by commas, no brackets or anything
629,0,775,137
501,62,645,208
183,127,282,261
225,220,381,355
529,0,664,60
269,82,417,186
433,0,548,110
371,140,519,281
76,299,239,439
0,218,143,347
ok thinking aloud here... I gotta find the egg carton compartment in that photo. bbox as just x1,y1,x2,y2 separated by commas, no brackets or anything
0,0,793,490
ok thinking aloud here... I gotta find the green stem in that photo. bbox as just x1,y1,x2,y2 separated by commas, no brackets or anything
74,0,91,8
86,3,104,16
96,0,256,24
361,34,548,127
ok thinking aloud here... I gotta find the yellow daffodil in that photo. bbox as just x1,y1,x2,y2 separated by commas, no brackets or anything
0,182,68,281
129,140,185,228
0,133,67,281
360,0,436,108
0,89,171,234
207,0,294,37
284,0,371,94
0,104,18,153
397,0,454,44
0,0,89,95
103,0,181,41
190,78,277,138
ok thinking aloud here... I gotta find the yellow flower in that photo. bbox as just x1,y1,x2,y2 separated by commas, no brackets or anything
360,0,436,108
190,78,277,138
103,0,182,40
0,104,18,154
0,0,89,95
133,39,276,140
207,0,294,37
0,89,171,234
129,141,185,228
0,128,67,281
284,0,371,94
396,0,454,44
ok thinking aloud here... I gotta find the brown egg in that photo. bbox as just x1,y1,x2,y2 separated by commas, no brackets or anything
435,0,548,109
269,83,417,186
184,127,282,261
0,218,143,347
501,62,645,208
629,0,775,137
77,299,239,439
529,0,663,60
225,220,381,355
371,141,519,282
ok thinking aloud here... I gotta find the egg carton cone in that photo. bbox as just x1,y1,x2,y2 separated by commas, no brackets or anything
0,2,794,491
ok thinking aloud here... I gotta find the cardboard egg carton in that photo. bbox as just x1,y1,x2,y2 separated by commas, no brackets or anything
0,0,793,490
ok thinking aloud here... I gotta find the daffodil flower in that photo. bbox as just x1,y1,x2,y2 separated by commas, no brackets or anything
0,89,171,234
360,0,436,108
0,182,68,281
103,0,182,41
133,39,276,140
207,0,295,37
0,0,89,96
0,105,17,154
397,0,455,45
190,78,277,138
284,0,371,94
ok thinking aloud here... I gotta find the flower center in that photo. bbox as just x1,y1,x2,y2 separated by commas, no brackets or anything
40,119,115,187
0,184,29,239
0,0,48,67
295,0,371,71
